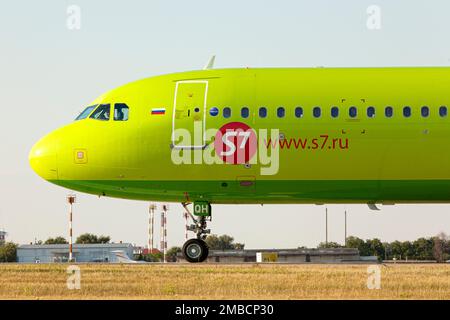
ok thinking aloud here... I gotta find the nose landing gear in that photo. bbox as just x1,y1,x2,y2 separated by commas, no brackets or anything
181,202,212,263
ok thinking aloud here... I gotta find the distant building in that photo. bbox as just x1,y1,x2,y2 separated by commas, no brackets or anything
17,243,134,263
177,248,374,264
141,248,161,255
0,230,6,246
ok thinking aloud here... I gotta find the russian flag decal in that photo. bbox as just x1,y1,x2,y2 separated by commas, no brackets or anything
151,108,166,115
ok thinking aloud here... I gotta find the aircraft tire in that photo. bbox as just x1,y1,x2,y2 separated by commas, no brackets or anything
182,238,209,263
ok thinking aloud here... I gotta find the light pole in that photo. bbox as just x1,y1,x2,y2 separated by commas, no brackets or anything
67,194,76,262
344,209,347,247
325,207,328,246
161,204,169,263
148,203,156,254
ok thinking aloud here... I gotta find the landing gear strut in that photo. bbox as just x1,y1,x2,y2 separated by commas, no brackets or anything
181,202,211,263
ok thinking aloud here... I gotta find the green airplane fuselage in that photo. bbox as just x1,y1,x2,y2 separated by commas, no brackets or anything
29,67,450,203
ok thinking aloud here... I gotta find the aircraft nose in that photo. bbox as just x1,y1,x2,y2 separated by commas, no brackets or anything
29,133,58,181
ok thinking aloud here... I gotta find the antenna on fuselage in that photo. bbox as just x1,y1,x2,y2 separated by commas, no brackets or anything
203,55,216,70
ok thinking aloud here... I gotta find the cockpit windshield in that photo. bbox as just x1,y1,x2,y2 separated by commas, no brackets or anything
75,105,97,121
114,103,129,121
89,104,111,121
76,103,129,122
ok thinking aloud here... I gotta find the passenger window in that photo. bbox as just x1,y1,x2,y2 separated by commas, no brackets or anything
385,106,393,118
223,107,231,118
114,103,129,121
403,106,411,118
75,105,97,121
421,106,429,117
331,106,339,118
367,106,375,118
349,106,357,118
209,107,219,116
439,106,448,117
89,104,111,121
277,107,285,118
241,107,249,118
259,107,267,118
295,107,303,118
313,107,321,118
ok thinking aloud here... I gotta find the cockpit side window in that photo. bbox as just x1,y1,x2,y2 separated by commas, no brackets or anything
114,103,129,121
75,105,97,121
89,104,111,121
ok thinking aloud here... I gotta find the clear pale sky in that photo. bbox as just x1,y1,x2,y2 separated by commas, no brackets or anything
1,0,450,249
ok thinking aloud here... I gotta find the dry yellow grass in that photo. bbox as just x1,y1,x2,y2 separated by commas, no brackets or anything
0,263,449,300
